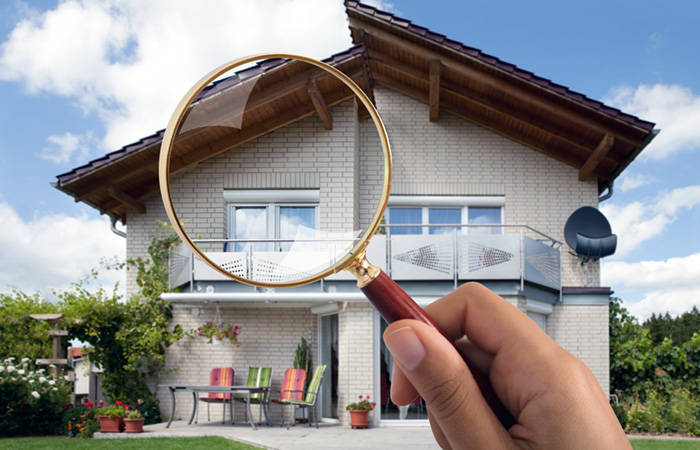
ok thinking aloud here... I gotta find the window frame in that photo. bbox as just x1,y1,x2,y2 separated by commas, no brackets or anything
225,190,320,252
385,196,504,236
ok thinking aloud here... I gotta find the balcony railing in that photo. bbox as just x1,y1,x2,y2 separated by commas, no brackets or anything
169,225,562,292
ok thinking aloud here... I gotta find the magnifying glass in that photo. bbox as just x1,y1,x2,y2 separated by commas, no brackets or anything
159,54,514,429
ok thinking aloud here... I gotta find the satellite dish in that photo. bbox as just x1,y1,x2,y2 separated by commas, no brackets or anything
564,206,617,259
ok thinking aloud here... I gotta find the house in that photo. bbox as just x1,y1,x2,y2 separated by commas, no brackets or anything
54,1,656,426
68,347,105,405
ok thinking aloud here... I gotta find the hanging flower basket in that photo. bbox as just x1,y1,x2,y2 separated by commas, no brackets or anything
189,321,241,346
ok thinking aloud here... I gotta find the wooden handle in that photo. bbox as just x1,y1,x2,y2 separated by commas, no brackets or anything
361,269,516,429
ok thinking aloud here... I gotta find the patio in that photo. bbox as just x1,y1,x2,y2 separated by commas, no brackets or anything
95,420,441,450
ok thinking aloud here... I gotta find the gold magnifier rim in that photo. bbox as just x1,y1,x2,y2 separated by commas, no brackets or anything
158,53,392,288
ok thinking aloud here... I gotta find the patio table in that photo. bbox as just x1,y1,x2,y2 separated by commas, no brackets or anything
160,385,271,430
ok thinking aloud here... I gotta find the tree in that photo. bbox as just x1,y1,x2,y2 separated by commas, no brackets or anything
644,307,700,345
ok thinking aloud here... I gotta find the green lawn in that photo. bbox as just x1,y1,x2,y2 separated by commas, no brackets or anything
2,436,699,449
0,436,263,450
631,440,700,450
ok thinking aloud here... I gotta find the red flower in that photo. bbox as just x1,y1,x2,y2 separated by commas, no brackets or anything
125,404,130,410
116,400,123,406
85,402,93,408
98,401,105,406
371,402,377,408
358,395,362,399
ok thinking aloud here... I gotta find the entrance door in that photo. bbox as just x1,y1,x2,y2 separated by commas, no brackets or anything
319,313,338,420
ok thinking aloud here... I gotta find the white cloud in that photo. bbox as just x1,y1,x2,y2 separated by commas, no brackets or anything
604,83,700,161
601,185,700,258
39,131,92,164
618,173,656,193
0,202,125,297
0,0,351,151
602,253,700,320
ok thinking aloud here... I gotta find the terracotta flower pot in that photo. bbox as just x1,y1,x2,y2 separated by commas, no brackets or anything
124,417,145,433
348,409,370,429
98,415,125,433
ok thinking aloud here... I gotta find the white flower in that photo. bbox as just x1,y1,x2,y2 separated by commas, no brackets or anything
28,380,35,384
5,357,15,363
0,366,4,373
48,380,56,386
21,357,29,363
31,391,40,399
17,369,25,375
39,376,47,383
48,364,56,369
52,387,58,391
64,375,71,381
7,366,15,373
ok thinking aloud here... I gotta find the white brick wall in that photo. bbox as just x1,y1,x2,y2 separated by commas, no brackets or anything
547,303,610,393
337,303,376,423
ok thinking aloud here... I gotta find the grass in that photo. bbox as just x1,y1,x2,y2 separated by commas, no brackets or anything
0,436,263,450
2,436,700,449
631,440,700,450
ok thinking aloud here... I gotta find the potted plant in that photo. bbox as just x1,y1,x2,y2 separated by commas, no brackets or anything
124,409,145,433
346,395,376,429
293,337,311,423
96,401,126,433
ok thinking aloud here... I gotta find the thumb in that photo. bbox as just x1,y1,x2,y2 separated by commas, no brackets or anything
383,320,513,449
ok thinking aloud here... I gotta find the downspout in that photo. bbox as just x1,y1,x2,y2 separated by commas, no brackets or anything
598,180,614,203
109,214,126,238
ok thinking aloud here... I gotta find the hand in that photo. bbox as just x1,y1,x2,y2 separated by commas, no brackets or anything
383,282,630,449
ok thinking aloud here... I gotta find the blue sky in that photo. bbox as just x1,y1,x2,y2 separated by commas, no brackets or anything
1,0,699,320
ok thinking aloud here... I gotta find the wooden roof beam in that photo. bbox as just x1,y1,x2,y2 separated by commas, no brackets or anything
307,79,333,130
429,59,441,122
106,186,146,214
350,19,647,149
72,163,155,202
372,71,598,164
372,73,611,177
579,133,614,181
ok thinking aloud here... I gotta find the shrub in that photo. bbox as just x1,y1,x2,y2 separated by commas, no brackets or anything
137,397,162,425
624,387,700,436
62,404,99,438
0,358,71,437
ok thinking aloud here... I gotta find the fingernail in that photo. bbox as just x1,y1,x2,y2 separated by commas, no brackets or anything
384,326,426,371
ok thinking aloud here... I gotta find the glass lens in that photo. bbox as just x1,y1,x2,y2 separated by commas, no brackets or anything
162,55,388,287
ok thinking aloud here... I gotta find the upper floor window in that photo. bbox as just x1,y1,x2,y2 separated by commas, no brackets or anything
224,190,319,252
385,196,504,236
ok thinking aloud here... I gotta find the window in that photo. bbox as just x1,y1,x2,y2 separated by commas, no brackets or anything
225,190,319,252
385,197,503,236
468,207,502,235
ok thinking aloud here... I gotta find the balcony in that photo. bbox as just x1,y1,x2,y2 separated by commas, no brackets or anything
169,225,562,294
